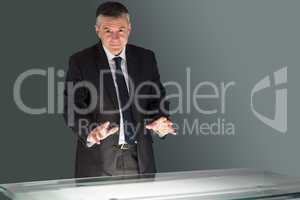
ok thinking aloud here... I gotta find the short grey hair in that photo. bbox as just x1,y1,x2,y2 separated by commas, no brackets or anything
95,13,131,26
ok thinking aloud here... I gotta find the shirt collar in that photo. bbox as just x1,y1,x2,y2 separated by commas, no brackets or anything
102,45,126,61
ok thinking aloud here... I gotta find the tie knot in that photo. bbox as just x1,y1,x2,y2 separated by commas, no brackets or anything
113,56,122,66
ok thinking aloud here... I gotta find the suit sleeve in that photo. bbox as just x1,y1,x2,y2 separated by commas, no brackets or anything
147,51,170,139
63,55,94,147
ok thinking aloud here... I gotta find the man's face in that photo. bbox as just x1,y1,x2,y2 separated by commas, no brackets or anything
95,15,131,55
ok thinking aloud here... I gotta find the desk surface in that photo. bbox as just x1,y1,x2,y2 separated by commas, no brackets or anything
1,168,300,200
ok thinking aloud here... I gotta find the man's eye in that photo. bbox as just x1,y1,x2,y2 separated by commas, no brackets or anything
119,29,124,33
105,30,111,33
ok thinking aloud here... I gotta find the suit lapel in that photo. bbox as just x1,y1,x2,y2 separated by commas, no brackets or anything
125,45,139,89
94,42,119,109
125,45,140,124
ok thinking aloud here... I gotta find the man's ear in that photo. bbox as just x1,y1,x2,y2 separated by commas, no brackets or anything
95,25,99,34
128,23,132,35
95,25,102,39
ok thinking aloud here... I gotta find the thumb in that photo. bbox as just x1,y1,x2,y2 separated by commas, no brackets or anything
146,123,154,129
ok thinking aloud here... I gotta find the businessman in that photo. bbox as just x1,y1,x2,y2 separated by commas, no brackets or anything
63,1,175,178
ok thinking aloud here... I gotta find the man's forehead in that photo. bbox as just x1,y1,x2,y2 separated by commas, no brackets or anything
99,16,129,27
101,23,127,29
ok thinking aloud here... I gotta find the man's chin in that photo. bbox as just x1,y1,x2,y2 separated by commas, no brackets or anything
110,47,123,54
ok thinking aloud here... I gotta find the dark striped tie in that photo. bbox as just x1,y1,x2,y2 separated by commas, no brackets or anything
113,57,136,144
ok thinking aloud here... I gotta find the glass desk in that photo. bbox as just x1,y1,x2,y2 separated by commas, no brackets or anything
1,168,300,200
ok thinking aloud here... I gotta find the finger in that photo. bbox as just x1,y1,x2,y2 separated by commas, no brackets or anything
151,124,160,132
145,124,153,129
99,121,110,130
93,134,101,144
157,119,171,126
88,132,100,144
146,122,156,129
167,123,174,129
90,129,101,141
147,117,164,128
158,128,170,134
166,121,173,126
95,131,102,140
157,117,167,123
146,118,169,130
164,125,176,133
100,127,119,140
161,121,174,129
159,127,177,135
98,121,110,136
107,127,119,136
169,127,177,134
169,129,177,135
157,122,172,129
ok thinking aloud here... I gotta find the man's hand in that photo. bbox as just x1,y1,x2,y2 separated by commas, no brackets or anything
87,121,119,145
145,117,176,138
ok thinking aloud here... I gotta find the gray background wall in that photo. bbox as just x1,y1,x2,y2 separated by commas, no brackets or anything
0,0,299,184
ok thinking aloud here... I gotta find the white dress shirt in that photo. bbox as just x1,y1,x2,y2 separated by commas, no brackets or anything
102,46,129,145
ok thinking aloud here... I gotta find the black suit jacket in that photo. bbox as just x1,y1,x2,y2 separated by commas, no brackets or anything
63,42,169,178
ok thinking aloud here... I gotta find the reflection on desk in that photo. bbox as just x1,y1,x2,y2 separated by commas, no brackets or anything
1,168,300,200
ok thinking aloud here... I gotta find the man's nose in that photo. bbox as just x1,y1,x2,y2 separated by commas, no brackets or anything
111,32,120,40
